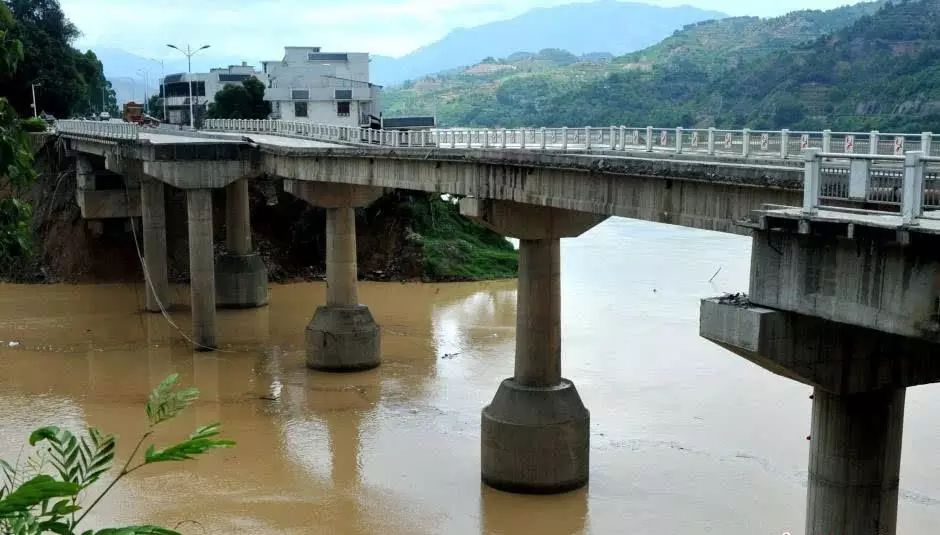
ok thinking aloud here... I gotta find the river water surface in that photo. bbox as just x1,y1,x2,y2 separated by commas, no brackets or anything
1,218,939,534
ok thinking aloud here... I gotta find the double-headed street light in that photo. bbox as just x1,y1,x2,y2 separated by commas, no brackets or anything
166,44,210,128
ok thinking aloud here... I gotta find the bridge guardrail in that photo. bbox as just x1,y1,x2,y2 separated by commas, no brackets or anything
203,119,937,162
802,149,940,225
55,120,139,141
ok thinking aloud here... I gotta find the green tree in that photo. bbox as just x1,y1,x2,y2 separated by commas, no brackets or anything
146,94,163,121
0,2,36,273
206,77,271,119
0,0,115,118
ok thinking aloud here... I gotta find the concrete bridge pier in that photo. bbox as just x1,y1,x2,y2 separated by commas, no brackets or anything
283,180,384,371
140,177,169,312
186,188,217,351
216,178,269,308
700,211,940,535
806,388,904,535
460,198,606,494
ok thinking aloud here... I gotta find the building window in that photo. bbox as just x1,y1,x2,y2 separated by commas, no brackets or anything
335,89,352,100
337,101,350,117
295,102,308,117
292,89,309,100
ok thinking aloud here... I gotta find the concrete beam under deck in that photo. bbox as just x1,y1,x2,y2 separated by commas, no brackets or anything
700,298,940,395
260,147,803,236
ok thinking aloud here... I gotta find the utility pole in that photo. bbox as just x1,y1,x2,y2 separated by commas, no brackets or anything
30,83,40,118
150,58,166,121
137,68,151,113
166,43,210,128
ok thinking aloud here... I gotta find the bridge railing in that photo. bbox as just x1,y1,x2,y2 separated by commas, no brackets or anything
55,120,139,141
802,149,940,224
202,119,939,161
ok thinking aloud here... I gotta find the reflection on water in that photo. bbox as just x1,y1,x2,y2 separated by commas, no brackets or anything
1,217,939,534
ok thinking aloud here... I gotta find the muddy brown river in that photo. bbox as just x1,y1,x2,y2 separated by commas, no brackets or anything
1,218,939,534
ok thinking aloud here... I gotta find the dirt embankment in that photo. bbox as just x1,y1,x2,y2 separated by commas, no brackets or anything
16,139,434,284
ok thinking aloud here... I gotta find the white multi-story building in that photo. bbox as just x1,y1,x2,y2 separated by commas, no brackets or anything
262,47,381,126
160,63,266,125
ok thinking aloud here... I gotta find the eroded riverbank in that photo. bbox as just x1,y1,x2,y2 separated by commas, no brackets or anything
1,218,939,534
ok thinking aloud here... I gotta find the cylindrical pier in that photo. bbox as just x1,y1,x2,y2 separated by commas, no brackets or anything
140,178,169,313
186,188,217,351
217,178,268,308
326,206,359,306
514,238,561,386
481,237,589,494
306,205,380,371
806,387,905,535
225,178,251,255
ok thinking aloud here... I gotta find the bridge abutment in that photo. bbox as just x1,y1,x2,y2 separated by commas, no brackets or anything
216,178,269,308
284,180,384,371
460,198,606,494
186,188,217,351
140,178,169,312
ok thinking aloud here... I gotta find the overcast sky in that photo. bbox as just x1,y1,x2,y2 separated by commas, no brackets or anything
63,0,869,61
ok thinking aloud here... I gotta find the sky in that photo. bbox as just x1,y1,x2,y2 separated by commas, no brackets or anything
63,0,869,63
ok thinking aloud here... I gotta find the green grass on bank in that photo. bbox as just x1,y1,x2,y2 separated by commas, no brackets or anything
401,194,518,280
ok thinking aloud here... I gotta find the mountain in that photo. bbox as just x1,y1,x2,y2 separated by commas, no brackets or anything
371,0,726,86
380,1,891,128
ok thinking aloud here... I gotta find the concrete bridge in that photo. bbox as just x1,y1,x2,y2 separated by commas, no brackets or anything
55,119,940,535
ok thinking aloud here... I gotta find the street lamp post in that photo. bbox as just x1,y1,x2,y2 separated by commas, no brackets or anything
150,58,166,121
166,43,210,128
30,83,41,118
137,68,151,114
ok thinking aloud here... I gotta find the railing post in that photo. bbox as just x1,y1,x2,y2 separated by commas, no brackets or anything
467,130,473,149
585,126,592,150
675,127,684,154
707,127,716,155
902,151,925,225
645,126,653,152
870,131,880,155
780,129,790,159
519,129,527,150
609,126,616,150
617,126,625,151
539,127,547,150
803,149,822,215
562,127,568,151
822,129,832,153
921,132,933,155
500,129,507,149
742,128,750,157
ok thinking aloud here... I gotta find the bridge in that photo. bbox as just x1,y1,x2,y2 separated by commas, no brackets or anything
54,119,940,535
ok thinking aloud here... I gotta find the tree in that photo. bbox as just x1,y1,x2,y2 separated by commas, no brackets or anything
207,77,271,119
146,94,163,121
0,0,115,118
0,3,36,273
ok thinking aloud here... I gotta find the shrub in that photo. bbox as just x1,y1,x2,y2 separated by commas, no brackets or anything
0,374,234,534
19,116,47,132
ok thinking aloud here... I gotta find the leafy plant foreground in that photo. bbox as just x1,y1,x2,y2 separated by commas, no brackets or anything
0,374,234,535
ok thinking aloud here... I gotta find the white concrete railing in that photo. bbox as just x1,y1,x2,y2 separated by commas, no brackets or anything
802,149,940,224
56,120,140,141
203,119,940,160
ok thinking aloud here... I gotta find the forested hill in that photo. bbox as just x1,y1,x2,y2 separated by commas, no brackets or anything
381,0,940,132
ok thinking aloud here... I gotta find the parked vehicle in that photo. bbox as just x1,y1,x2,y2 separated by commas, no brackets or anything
99,112,111,121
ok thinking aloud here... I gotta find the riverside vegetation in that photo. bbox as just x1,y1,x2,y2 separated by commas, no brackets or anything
0,374,234,535
384,0,940,132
